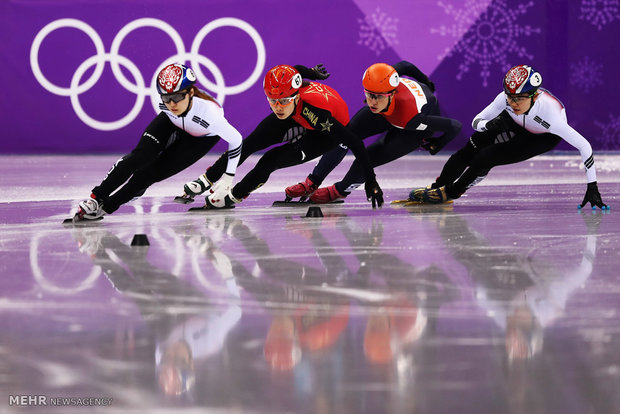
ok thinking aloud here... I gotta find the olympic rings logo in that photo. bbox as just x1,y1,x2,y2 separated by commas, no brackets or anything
30,17,266,131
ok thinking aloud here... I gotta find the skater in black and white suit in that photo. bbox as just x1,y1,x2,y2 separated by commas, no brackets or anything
73,63,242,221
410,64,608,209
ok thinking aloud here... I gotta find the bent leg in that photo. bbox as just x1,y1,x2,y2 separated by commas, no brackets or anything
432,130,500,189
232,132,336,199
93,113,175,202
335,128,427,194
307,144,349,186
106,135,219,212
448,132,561,197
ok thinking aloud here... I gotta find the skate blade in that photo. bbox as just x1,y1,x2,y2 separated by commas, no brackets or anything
390,199,453,206
188,205,235,211
62,215,104,226
272,199,344,207
174,195,195,204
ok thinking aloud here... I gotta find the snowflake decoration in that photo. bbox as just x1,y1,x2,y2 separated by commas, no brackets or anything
358,7,399,56
579,0,620,30
570,56,603,93
431,0,541,87
594,114,620,150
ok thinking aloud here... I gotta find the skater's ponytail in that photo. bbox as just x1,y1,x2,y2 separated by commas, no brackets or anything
191,86,222,108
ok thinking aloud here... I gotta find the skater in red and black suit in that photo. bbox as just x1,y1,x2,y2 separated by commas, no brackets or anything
283,61,462,203
181,64,384,209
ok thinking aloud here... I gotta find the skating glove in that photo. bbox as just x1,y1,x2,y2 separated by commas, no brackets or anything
422,134,451,155
294,64,330,80
484,112,513,132
311,64,330,80
365,177,384,209
579,181,608,209
209,173,235,204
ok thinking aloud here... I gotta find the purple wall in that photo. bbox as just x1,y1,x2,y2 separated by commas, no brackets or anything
2,0,619,153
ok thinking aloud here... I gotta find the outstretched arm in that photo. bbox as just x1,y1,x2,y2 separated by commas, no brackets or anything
551,120,609,209
392,61,435,92
329,118,384,208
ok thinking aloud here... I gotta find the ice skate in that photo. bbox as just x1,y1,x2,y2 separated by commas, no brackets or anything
419,186,452,204
283,176,318,202
66,196,106,224
407,185,433,202
190,190,240,211
309,185,346,204
175,173,213,204
391,185,453,207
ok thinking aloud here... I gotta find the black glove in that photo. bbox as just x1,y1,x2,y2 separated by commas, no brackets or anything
311,64,330,80
365,177,384,209
580,181,608,209
484,112,513,132
294,64,330,81
422,134,450,155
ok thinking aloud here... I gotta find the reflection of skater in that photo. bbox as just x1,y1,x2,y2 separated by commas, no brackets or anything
409,65,608,209
282,215,455,368
218,217,352,371
336,218,456,366
422,212,613,414
432,212,600,362
285,61,461,204
363,296,428,365
73,63,242,221
72,229,241,397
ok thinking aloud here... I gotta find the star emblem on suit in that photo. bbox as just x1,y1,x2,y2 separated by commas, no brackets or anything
320,119,333,132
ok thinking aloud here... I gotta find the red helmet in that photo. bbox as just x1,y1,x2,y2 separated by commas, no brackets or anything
263,65,303,99
362,63,399,93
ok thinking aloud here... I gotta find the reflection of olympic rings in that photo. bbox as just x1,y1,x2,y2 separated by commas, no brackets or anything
30,17,266,131
30,232,102,295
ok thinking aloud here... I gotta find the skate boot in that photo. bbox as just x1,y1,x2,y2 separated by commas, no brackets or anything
175,173,213,203
408,185,432,202
419,186,451,204
284,176,318,202
310,185,346,204
203,190,241,209
77,196,106,221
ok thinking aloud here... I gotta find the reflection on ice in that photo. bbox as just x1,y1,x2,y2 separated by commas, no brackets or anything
1,157,619,412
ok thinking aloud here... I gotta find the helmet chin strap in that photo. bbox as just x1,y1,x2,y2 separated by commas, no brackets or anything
380,95,394,113
524,92,538,115
179,95,194,118
286,95,299,119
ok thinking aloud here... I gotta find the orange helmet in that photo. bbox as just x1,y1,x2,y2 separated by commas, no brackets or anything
364,318,394,364
263,316,301,371
362,63,399,93
263,64,303,99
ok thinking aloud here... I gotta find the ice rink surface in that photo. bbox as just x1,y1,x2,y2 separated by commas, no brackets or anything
1,154,619,413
